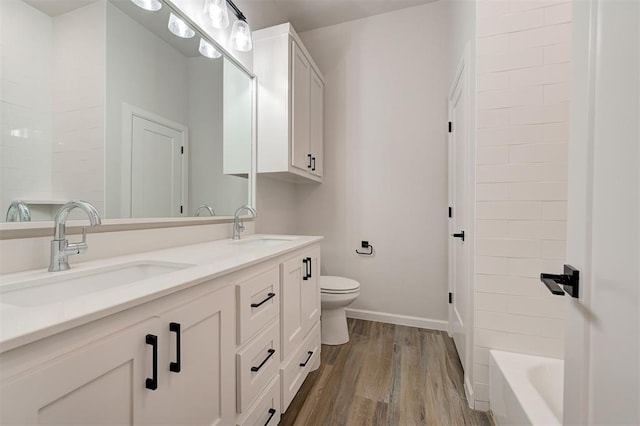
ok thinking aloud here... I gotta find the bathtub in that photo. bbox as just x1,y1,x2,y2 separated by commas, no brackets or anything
489,350,564,426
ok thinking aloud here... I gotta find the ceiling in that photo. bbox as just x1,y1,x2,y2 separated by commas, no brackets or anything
23,0,438,32
239,0,439,32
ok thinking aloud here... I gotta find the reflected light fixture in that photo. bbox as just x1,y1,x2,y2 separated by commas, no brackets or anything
203,0,229,29
199,38,222,59
227,0,252,52
168,12,195,38
131,0,162,11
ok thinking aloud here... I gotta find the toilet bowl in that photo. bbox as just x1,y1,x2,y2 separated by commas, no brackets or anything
320,276,360,345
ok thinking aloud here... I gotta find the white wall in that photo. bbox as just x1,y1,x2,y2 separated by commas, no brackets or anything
294,1,451,327
0,0,54,213
473,0,571,409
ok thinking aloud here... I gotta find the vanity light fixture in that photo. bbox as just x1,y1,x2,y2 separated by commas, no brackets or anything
168,12,195,38
203,0,229,29
226,0,252,52
131,0,162,11
199,38,222,58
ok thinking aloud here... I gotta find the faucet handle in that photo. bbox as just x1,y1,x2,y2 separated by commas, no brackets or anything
67,227,89,254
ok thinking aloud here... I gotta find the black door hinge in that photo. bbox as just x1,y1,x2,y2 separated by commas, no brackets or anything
448,122,452,133
448,207,452,218
180,205,183,214
448,292,453,304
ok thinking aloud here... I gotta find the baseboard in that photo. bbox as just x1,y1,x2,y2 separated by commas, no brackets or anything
464,375,475,409
345,308,448,331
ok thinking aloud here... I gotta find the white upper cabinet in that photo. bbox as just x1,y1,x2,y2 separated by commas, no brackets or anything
254,23,325,183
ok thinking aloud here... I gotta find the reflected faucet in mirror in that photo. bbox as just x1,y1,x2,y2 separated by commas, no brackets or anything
232,205,256,240
49,201,102,272
5,201,31,222
195,205,216,216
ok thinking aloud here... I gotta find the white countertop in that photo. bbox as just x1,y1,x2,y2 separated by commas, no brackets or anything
0,234,322,353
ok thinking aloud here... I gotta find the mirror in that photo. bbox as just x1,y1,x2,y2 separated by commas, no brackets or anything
0,0,254,223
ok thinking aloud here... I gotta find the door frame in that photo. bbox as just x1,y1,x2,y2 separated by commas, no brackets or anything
447,42,476,407
120,103,189,218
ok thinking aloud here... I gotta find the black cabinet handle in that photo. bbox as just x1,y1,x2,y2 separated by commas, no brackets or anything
311,157,316,171
451,231,465,241
302,258,308,280
306,257,312,278
251,292,276,308
307,154,312,168
169,322,181,373
251,348,276,372
299,350,313,367
264,408,277,426
145,334,158,390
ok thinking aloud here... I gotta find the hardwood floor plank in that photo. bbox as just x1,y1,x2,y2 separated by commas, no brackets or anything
279,319,493,426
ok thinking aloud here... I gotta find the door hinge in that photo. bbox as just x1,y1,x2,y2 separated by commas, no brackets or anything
448,292,453,304
448,121,452,133
180,205,183,214
181,146,184,154
448,207,452,218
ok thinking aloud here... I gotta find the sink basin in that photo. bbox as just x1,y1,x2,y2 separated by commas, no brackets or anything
0,261,193,307
230,237,297,247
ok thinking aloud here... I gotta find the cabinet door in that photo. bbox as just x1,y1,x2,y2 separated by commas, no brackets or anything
145,286,235,426
290,41,311,173
301,248,321,335
309,69,324,178
280,256,306,360
0,318,161,425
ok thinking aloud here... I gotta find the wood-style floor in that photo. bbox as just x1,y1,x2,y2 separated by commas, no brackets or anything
280,319,493,426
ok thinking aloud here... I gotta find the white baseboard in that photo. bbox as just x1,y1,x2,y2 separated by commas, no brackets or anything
345,308,448,331
464,375,475,409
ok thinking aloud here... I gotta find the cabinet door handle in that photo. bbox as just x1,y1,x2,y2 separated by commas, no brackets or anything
251,292,276,308
169,322,181,373
264,408,277,426
145,334,158,390
306,257,312,278
299,350,313,367
307,154,312,168
302,258,308,280
311,157,316,171
251,348,276,372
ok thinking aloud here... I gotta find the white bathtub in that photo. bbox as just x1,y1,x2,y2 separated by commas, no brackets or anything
489,350,564,426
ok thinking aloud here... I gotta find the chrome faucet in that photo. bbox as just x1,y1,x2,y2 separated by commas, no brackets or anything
5,200,31,222
232,205,256,240
195,205,216,216
49,200,102,272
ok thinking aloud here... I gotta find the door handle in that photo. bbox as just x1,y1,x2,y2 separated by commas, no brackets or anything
540,265,580,298
145,334,158,390
302,258,309,280
307,154,312,168
451,231,465,241
306,257,312,278
169,322,181,373
311,157,316,171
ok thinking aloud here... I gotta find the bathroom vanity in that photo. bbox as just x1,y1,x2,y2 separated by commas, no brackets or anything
0,235,322,425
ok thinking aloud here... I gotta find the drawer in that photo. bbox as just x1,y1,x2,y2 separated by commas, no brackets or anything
237,376,280,426
237,266,280,344
237,321,280,413
280,322,320,412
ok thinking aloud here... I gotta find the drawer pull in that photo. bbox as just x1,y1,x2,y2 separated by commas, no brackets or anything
251,348,276,372
299,350,313,367
302,258,308,280
145,334,158,390
264,408,277,426
306,257,312,278
251,292,276,308
169,322,181,373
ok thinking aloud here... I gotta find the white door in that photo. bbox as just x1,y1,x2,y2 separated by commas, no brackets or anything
291,41,311,173
309,69,324,178
564,0,639,423
131,116,185,218
448,48,471,380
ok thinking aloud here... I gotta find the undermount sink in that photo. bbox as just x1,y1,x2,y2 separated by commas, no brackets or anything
0,261,193,308
230,237,297,247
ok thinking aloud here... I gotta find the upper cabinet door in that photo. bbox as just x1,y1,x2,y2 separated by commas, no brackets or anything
290,41,311,174
309,70,324,178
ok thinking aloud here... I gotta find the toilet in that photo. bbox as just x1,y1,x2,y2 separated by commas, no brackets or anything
320,276,360,345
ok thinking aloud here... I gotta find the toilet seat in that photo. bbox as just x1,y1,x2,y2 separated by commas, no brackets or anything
320,276,360,294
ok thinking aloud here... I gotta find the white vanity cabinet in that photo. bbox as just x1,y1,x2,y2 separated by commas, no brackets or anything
0,284,236,426
254,23,325,183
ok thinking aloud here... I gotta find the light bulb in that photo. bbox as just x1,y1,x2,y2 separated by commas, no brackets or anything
199,38,221,59
168,13,195,38
203,0,229,29
131,0,162,11
230,19,252,52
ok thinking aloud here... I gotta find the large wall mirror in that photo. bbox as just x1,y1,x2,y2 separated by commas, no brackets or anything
1,0,254,224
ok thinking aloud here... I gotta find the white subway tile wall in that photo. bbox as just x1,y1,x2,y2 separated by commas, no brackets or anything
474,0,570,408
